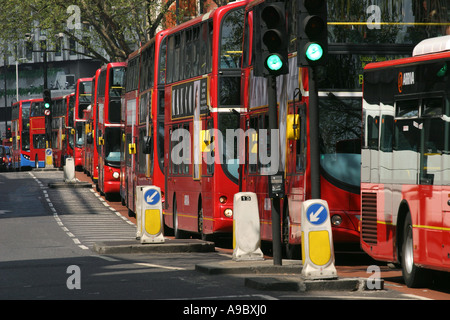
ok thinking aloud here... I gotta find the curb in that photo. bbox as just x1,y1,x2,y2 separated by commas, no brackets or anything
92,239,216,254
244,276,367,292
196,259,302,275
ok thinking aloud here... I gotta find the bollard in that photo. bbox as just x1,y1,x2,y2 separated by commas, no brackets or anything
64,157,76,182
45,148,54,168
136,186,164,243
301,199,337,280
232,192,264,261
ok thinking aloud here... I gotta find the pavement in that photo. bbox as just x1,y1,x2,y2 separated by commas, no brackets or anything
91,238,380,293
61,169,382,294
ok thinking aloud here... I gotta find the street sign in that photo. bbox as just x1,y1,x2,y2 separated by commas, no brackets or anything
44,109,51,116
306,203,328,225
144,188,161,205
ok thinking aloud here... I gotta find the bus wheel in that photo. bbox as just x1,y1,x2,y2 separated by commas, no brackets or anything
198,205,211,241
173,197,183,239
401,212,429,288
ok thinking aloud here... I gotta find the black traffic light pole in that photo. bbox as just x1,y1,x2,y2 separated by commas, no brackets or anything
267,75,282,266
308,66,320,199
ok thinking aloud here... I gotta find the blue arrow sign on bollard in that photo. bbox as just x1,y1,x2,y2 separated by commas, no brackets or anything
144,189,160,205
306,203,328,225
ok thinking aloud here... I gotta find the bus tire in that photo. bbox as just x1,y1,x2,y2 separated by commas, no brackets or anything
198,203,212,241
401,212,429,288
173,196,183,239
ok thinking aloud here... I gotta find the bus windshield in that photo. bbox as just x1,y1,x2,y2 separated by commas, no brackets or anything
319,95,361,190
104,127,121,166
76,122,85,147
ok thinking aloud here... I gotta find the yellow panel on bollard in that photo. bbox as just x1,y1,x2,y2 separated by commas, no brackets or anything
45,148,54,168
136,186,164,243
301,199,337,280
145,209,162,235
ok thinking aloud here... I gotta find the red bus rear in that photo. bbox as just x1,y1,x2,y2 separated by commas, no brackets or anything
121,32,167,217
161,0,249,239
96,62,126,200
240,0,361,258
73,77,92,169
51,94,73,168
84,69,101,183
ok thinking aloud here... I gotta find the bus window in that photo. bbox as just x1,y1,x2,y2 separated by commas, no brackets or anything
220,8,245,69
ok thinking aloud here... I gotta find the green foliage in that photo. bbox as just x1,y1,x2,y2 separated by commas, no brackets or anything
0,0,176,62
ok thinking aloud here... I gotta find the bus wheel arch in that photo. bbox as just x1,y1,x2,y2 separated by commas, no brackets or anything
173,193,183,239
397,201,430,287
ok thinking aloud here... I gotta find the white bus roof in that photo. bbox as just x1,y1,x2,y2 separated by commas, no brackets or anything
412,35,450,57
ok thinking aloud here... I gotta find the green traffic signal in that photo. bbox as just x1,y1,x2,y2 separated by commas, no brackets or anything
266,54,283,71
305,43,324,61
44,102,51,109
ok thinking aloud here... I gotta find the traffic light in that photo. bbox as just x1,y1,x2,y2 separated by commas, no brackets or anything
298,0,328,67
43,89,52,116
255,2,289,77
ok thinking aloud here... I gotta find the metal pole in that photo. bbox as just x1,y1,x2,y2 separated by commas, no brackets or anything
308,66,321,199
268,75,282,266
4,55,7,136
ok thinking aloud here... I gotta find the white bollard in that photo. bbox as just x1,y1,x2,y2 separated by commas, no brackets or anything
64,157,76,182
301,199,337,280
232,192,264,261
136,186,164,243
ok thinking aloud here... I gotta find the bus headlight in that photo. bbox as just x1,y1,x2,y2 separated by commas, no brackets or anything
112,171,120,179
331,214,342,226
223,208,233,218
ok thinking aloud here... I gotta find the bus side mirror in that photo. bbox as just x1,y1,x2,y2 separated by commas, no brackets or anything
142,136,152,154
287,114,300,140
86,132,93,144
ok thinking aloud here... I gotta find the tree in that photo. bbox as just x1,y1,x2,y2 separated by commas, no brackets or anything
0,0,177,63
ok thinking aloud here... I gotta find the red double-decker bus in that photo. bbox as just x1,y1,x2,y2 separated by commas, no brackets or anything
11,99,47,170
51,94,74,168
84,69,101,183
121,48,140,213
121,32,167,217
29,99,46,168
161,0,248,239
73,77,92,169
361,35,450,287
240,0,361,258
96,62,126,200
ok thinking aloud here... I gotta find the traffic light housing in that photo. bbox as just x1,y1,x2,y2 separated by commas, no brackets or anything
43,89,52,115
254,2,289,77
298,0,328,67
